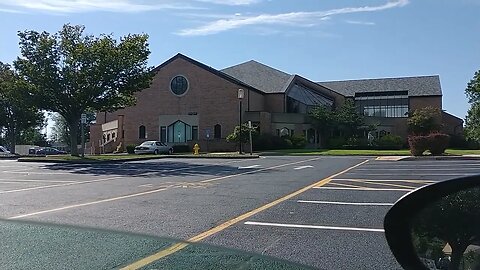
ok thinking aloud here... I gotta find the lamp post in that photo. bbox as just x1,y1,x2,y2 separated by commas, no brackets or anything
238,89,244,154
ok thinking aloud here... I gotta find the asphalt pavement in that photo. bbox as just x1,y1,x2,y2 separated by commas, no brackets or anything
0,156,478,269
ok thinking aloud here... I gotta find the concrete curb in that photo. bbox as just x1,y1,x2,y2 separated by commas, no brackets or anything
399,156,480,161
17,154,259,164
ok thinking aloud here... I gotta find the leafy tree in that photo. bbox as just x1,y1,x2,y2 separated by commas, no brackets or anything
309,105,335,141
412,187,480,270
310,100,364,143
17,125,48,146
0,62,43,152
14,24,154,155
465,103,480,142
50,112,95,146
465,71,480,141
226,124,258,144
407,107,442,135
335,99,364,138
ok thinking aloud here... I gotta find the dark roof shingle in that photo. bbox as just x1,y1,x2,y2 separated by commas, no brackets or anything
318,76,442,97
221,60,294,94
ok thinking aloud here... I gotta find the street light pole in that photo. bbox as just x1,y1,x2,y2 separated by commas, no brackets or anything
238,89,244,155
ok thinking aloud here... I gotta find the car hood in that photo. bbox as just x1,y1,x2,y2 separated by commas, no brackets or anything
0,219,312,270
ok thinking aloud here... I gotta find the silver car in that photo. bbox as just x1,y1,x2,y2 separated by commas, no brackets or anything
134,141,173,155
0,146,11,156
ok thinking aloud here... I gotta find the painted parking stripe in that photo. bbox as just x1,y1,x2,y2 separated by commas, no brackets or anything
343,173,474,176
238,165,261,169
0,179,79,183
244,221,385,233
0,160,246,195
119,160,370,270
297,200,394,206
294,165,314,170
325,182,366,188
333,179,435,183
337,180,418,189
354,168,480,171
313,187,413,191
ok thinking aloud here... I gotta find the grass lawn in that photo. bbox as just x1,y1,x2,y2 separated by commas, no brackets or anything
268,149,480,156
444,149,480,155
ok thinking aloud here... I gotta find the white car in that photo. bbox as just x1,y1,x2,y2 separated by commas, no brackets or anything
134,141,173,155
0,146,11,156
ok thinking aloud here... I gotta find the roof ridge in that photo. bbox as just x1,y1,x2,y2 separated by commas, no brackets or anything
319,75,440,83
222,59,292,77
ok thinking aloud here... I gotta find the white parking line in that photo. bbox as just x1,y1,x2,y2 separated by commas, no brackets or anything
294,165,314,170
238,165,261,170
0,179,78,183
297,200,394,206
244,221,384,232
313,187,413,191
354,168,480,171
344,173,473,176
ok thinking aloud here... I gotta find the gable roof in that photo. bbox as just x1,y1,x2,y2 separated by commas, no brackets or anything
318,75,442,97
221,60,295,94
153,53,264,95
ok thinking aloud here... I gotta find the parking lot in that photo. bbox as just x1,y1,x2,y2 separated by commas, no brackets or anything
0,156,479,269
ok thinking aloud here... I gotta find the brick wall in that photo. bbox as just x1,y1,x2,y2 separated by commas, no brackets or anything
93,56,258,149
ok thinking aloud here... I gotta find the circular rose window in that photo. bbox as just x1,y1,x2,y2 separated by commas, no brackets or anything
170,75,189,96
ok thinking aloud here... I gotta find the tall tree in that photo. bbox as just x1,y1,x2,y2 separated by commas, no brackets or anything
50,112,95,146
465,70,480,141
0,62,43,152
335,99,364,138
14,24,154,155
407,107,442,135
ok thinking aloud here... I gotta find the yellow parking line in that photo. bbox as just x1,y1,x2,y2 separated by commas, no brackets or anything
333,178,435,184
360,181,418,189
326,182,367,189
119,159,370,270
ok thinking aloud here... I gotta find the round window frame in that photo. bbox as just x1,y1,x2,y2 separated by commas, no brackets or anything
169,75,189,97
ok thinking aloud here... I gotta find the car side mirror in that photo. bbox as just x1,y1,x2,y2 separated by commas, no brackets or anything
384,175,480,270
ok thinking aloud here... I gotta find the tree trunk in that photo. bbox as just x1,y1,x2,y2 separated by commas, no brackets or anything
66,118,80,156
449,243,468,270
7,125,16,154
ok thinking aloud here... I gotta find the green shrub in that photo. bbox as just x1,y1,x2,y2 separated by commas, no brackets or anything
427,133,450,155
172,144,190,153
377,135,403,150
408,135,429,156
253,133,290,150
408,133,450,156
289,135,306,148
327,137,346,149
126,144,136,154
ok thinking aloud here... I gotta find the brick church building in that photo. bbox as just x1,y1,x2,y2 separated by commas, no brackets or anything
89,53,463,153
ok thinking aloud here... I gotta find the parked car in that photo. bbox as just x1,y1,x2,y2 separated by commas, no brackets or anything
35,147,67,155
0,146,11,156
134,141,173,155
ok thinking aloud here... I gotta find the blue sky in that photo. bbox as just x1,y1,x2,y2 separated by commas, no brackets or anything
0,0,479,121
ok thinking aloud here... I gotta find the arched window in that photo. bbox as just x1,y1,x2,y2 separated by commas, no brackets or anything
139,125,146,139
214,124,222,139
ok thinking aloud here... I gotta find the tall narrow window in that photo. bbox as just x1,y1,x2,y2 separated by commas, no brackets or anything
192,126,198,141
214,124,222,139
160,126,166,143
139,125,146,139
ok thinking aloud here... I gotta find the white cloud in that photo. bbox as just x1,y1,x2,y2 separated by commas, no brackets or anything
177,0,409,36
0,0,197,13
195,0,261,5
346,20,376,26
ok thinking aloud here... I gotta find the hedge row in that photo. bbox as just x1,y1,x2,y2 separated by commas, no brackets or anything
408,133,450,156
